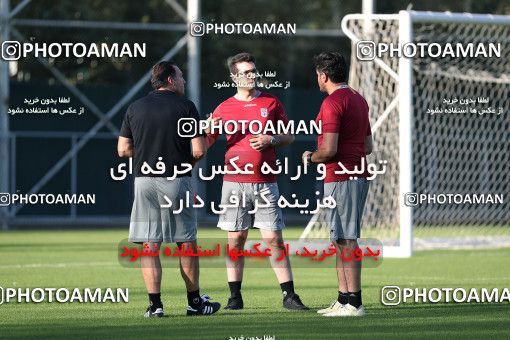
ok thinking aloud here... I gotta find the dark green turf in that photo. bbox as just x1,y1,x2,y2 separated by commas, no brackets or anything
0,229,509,339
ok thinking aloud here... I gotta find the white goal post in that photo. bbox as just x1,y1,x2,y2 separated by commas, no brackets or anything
300,11,510,258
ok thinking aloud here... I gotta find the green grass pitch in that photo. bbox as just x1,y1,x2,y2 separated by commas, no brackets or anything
0,228,509,339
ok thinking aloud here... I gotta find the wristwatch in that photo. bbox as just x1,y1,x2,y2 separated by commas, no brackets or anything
270,135,280,146
306,152,314,164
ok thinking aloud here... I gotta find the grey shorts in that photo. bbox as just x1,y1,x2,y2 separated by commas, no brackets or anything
128,176,197,243
216,181,285,232
324,178,369,241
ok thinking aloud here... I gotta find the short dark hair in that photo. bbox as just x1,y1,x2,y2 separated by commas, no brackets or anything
314,52,348,83
151,60,177,89
227,52,255,75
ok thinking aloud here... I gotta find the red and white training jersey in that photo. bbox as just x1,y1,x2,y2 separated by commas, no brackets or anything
210,92,289,183
316,86,372,183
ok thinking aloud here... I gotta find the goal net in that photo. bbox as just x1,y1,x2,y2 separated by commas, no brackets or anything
300,11,510,257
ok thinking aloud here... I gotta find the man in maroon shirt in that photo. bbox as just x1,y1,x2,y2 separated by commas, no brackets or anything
207,52,308,311
302,52,373,317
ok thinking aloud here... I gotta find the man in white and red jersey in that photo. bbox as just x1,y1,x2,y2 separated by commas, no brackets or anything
206,52,308,311
303,52,372,317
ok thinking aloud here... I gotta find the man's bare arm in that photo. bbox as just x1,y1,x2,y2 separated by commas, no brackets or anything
248,133,294,151
203,116,222,149
118,136,133,158
309,132,338,163
191,136,207,166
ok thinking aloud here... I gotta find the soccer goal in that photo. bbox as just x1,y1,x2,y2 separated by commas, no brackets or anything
300,11,510,257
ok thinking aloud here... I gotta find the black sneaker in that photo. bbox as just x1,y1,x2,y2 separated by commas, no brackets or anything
283,293,309,310
186,294,221,316
224,295,244,310
144,306,164,317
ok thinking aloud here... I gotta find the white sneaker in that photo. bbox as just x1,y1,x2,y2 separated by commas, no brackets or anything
323,304,365,317
144,307,164,318
317,300,344,314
